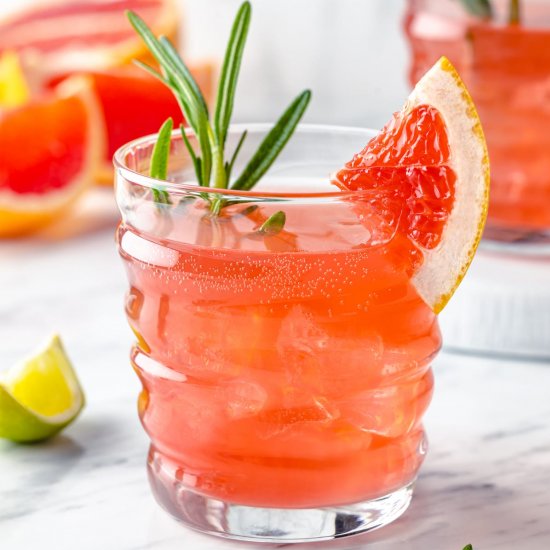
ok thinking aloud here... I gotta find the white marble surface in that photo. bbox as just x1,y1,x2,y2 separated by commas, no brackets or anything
2,1,550,548
1,192,550,549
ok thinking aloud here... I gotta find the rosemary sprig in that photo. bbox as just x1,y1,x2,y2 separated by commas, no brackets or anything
226,129,248,184
150,117,173,205
457,0,523,24
257,211,286,235
458,0,493,18
150,117,173,180
214,2,251,154
509,0,521,24
231,90,311,191
127,1,311,214
127,12,212,186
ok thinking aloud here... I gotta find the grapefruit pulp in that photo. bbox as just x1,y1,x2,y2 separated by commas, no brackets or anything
334,57,490,312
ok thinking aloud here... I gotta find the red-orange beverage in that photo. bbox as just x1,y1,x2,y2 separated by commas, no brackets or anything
405,0,550,237
115,126,441,541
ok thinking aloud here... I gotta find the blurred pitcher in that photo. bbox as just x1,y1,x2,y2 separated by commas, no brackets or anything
405,0,550,245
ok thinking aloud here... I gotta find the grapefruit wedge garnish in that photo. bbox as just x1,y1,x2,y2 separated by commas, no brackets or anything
0,76,103,237
0,0,178,77
334,57,490,312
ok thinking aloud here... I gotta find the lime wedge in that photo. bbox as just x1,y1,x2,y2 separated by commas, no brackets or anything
0,335,85,443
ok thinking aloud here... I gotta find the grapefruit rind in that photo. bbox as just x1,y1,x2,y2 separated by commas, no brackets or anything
408,57,490,313
0,0,178,76
0,75,105,237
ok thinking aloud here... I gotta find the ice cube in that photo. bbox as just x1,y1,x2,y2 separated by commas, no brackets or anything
339,370,434,438
224,379,267,420
276,305,386,397
257,392,340,440
276,305,329,388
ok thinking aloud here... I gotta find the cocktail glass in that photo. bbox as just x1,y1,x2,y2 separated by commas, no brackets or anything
405,0,550,245
114,125,440,542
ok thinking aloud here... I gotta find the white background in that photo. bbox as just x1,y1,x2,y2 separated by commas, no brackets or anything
0,0,410,127
182,0,409,126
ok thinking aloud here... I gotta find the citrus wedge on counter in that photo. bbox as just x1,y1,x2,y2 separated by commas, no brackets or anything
0,335,85,443
0,75,103,237
0,50,31,108
0,0,178,77
334,56,489,313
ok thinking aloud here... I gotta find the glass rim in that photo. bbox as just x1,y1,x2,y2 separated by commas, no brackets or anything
113,123,375,199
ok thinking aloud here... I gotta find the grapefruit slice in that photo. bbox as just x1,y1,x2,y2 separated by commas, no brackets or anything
0,76,103,237
0,0,178,77
334,57,489,312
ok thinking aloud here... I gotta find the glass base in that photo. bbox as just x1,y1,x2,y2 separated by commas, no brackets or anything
147,455,414,543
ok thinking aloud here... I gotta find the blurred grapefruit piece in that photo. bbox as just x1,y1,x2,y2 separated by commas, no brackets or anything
334,57,489,313
0,50,31,108
0,76,103,237
85,64,214,183
0,0,178,77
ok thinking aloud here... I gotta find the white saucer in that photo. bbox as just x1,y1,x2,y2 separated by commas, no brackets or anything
439,246,550,360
